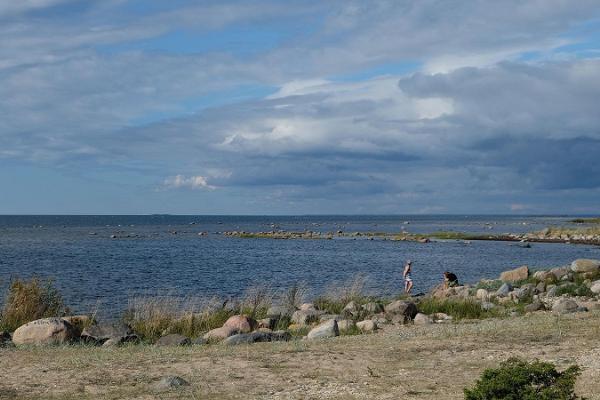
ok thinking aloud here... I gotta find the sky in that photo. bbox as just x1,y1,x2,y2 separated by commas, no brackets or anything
1,0,600,215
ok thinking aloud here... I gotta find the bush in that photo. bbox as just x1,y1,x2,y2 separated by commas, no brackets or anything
464,358,582,400
0,277,68,332
123,296,234,342
417,297,496,320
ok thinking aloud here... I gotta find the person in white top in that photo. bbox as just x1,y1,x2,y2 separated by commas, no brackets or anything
403,260,413,294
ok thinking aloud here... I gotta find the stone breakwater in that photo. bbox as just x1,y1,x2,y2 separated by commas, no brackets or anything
2,258,600,349
220,227,600,245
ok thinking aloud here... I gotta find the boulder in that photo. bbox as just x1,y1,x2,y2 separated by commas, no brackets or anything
0,331,12,347
362,302,384,314
524,301,546,313
102,334,139,347
571,259,600,273
153,376,190,392
413,313,432,325
552,298,579,314
12,318,78,346
343,301,359,313
481,302,495,311
500,266,529,282
155,334,191,346
291,309,321,326
191,337,207,345
356,320,377,332
81,322,133,344
495,283,512,297
337,320,355,331
299,303,316,311
432,313,453,322
306,319,339,340
319,314,341,321
533,270,552,281
550,267,569,280
476,289,489,300
223,330,291,345
257,318,277,330
203,326,239,341
223,315,255,333
590,280,600,294
266,305,292,318
535,281,546,294
384,300,418,321
546,285,558,297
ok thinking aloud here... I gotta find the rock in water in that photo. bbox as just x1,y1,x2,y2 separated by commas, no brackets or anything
571,259,600,273
500,266,529,282
12,318,78,346
306,319,339,340
155,334,191,346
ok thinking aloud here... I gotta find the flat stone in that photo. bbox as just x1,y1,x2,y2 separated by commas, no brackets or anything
102,335,139,347
81,323,133,344
552,298,579,314
524,301,546,313
203,326,239,341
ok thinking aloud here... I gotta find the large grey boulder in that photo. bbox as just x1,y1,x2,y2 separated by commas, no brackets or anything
291,309,321,326
384,300,418,321
413,313,433,325
495,283,513,297
500,266,529,282
356,320,378,332
155,334,191,346
12,318,78,346
81,322,133,344
552,298,579,314
571,259,600,273
590,280,600,294
223,330,291,345
306,319,339,340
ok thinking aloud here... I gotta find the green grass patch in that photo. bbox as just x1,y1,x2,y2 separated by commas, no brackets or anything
417,297,502,320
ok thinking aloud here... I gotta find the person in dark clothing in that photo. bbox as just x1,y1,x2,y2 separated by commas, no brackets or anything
443,271,459,288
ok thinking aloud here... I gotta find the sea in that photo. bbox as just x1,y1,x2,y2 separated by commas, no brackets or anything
1,215,599,318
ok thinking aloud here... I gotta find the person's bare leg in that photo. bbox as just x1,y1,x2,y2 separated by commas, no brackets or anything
404,281,409,293
407,281,413,294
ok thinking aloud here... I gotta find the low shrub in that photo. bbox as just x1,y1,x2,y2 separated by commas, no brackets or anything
555,283,592,298
123,296,234,342
475,279,504,291
464,357,582,400
417,297,498,320
0,276,68,332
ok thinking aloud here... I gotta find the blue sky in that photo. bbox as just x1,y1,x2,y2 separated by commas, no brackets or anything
1,1,600,214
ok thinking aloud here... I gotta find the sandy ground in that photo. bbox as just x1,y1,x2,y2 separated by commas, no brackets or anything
2,311,600,399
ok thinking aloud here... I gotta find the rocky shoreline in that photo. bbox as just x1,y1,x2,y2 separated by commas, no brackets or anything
2,258,600,350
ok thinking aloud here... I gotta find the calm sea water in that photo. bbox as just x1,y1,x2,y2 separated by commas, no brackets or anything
1,215,599,318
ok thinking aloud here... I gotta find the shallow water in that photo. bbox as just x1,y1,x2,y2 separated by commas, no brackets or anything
0,215,598,317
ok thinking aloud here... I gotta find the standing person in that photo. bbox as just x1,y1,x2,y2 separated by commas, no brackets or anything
403,260,414,294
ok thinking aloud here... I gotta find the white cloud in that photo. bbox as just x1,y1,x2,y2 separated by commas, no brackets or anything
163,175,215,190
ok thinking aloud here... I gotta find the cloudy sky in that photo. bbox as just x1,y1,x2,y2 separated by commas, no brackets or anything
1,0,600,214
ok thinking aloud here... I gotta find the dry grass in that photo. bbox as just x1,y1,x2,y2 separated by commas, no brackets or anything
3,312,600,399
0,277,68,332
